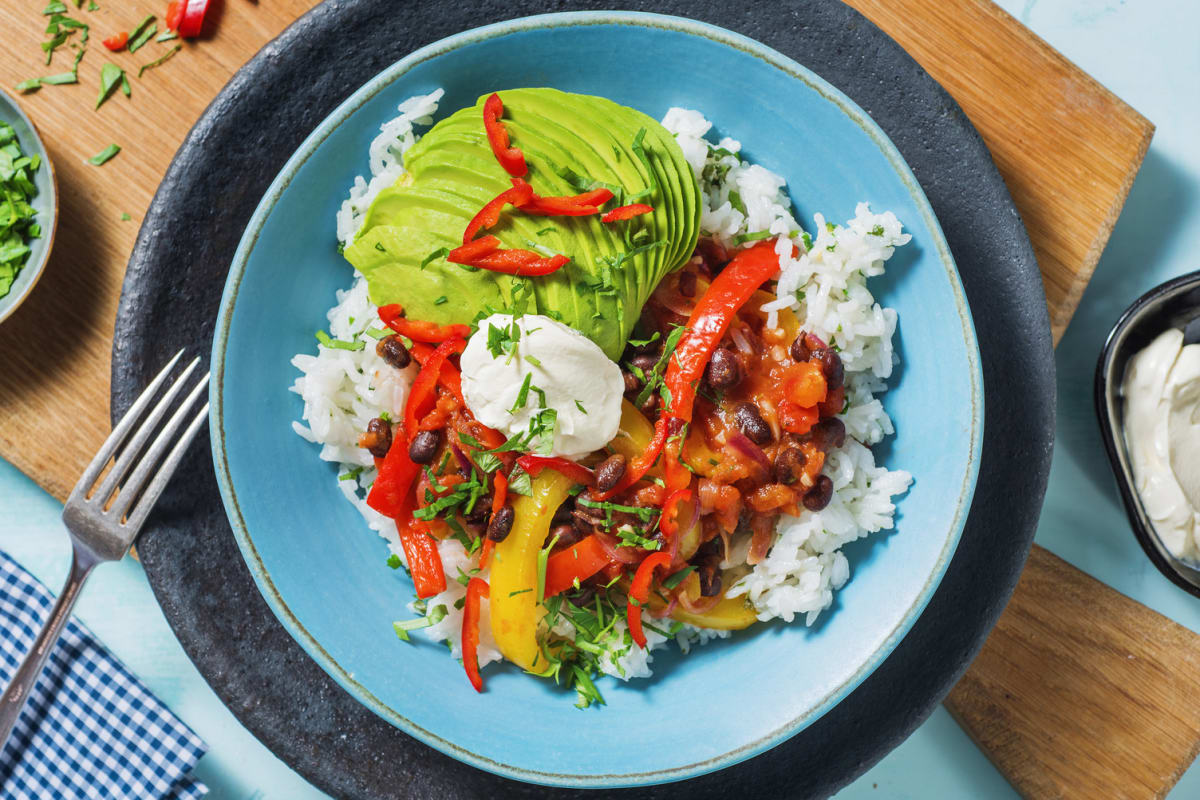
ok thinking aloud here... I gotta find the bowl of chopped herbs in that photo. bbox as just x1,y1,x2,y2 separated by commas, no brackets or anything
0,88,57,325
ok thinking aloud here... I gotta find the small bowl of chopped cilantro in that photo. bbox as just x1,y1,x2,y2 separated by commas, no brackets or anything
0,87,57,324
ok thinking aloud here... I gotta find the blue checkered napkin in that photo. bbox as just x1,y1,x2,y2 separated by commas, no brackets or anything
0,552,208,799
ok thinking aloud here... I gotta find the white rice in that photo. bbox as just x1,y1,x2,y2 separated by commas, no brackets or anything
290,94,912,683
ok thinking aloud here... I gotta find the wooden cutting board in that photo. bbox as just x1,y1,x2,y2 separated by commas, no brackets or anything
0,0,1193,796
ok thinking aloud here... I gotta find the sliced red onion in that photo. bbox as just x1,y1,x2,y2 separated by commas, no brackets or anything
727,432,772,478
449,444,473,474
729,325,754,355
747,517,774,565
595,532,641,565
677,588,721,615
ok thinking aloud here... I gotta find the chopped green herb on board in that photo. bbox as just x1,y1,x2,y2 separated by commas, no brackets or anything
87,143,120,165
95,62,125,109
0,122,41,299
137,44,181,77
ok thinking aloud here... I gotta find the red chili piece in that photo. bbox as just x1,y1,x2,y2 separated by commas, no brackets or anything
176,0,211,38
378,304,472,343
516,455,594,487
449,245,569,277
593,410,669,501
463,179,535,243
102,32,128,51
482,93,527,177
601,203,654,223
404,338,467,446
522,188,615,217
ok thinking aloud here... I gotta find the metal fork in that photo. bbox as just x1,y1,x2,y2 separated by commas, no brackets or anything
0,351,209,748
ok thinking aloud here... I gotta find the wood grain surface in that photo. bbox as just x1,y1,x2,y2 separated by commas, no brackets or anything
946,547,1200,799
0,1,1187,797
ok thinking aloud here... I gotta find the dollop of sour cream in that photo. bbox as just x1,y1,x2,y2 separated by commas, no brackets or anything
1122,328,1200,560
460,314,624,460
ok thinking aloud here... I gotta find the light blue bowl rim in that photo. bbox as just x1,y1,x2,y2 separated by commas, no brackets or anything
0,88,58,326
210,10,984,788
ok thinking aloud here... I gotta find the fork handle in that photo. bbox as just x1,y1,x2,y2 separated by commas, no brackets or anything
0,546,98,750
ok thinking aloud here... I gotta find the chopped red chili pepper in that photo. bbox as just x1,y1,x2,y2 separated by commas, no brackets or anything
601,203,654,223
482,93,527,177
409,342,466,403
478,539,495,570
102,32,128,51
378,304,471,343
491,471,508,514
462,576,489,691
544,535,614,597
453,246,570,277
658,488,692,540
447,235,501,264
522,188,614,217
164,1,183,30
462,179,534,243
404,338,466,444
664,242,781,422
366,438,420,519
515,455,594,487
628,551,672,648
175,0,211,38
366,439,447,598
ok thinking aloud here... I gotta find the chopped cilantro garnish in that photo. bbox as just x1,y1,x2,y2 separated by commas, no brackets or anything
575,400,587,415
392,604,447,642
315,330,365,351
510,372,533,413
385,553,402,569
433,295,448,305
732,230,774,245
727,190,747,216
420,246,449,269
137,43,181,77
869,224,885,236
95,62,125,109
506,464,533,496
661,566,695,590
126,16,157,53
87,143,120,165
338,466,364,482
632,323,688,408
535,226,555,235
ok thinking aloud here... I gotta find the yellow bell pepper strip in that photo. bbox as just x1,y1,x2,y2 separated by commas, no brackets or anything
462,577,489,692
628,551,672,648
646,572,759,630
489,469,573,670
607,400,657,462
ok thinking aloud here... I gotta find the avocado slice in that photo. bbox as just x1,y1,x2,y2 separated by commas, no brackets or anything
344,88,702,360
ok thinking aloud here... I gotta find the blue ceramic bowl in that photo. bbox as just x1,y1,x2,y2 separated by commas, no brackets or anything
0,88,57,325
211,12,982,788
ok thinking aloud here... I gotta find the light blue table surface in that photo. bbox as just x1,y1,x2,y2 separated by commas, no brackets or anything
2,0,1198,796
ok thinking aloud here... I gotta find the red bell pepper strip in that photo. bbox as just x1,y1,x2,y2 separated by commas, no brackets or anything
366,438,420,519
102,32,129,51
378,304,471,343
522,188,614,217
409,342,466,403
482,93,527,178
478,539,495,570
601,203,654,223
491,471,508,514
397,517,448,599
544,535,614,597
516,455,594,487
658,488,692,540
367,439,447,598
165,1,183,30
462,576,489,692
404,338,466,444
448,235,501,264
593,410,669,500
628,551,672,648
664,241,781,422
176,0,211,38
462,179,534,243
455,247,570,277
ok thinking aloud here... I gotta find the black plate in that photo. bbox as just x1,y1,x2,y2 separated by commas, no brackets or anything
111,1,1055,796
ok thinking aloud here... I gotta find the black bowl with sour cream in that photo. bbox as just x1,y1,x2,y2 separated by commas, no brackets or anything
1096,270,1200,598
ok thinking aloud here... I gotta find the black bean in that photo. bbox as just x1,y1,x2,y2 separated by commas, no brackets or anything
548,524,583,551
623,371,642,394
733,402,772,445
810,418,846,452
359,417,393,459
407,429,441,464
802,475,834,511
487,505,515,542
812,348,845,390
551,502,575,527
630,353,659,374
704,348,743,390
774,447,807,485
463,497,491,524
572,509,601,534
698,564,723,597
790,333,812,363
566,584,596,608
639,391,660,417
376,335,411,369
678,271,697,298
593,454,627,492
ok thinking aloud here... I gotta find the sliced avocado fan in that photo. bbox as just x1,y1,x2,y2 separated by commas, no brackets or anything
344,88,702,360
